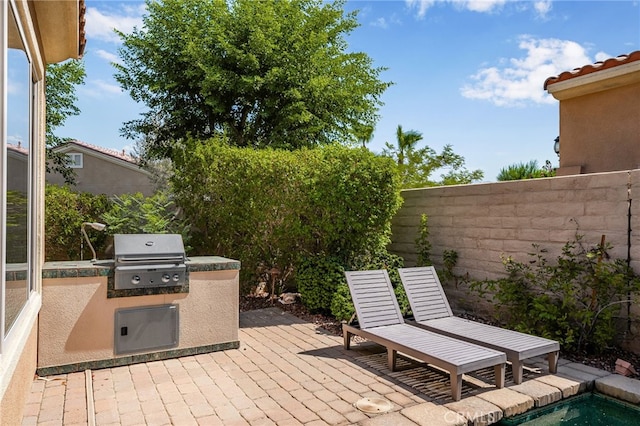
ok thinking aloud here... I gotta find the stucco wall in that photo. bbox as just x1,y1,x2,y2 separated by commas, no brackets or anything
46,153,155,197
38,269,239,369
558,81,640,175
7,151,28,193
389,169,640,351
0,321,37,426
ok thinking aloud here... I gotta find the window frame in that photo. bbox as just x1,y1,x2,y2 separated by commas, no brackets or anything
66,152,83,169
1,0,40,355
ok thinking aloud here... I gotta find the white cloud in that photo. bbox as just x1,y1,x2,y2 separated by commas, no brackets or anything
94,80,123,95
406,0,435,18
95,49,121,65
80,79,123,98
406,0,507,18
462,0,507,13
595,51,613,62
371,17,389,29
7,134,24,145
460,36,593,106
7,79,22,95
85,5,145,43
533,0,552,19
370,13,401,29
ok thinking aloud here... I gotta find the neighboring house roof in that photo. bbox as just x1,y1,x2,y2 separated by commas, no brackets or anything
544,50,640,89
7,142,28,157
79,0,87,57
53,140,152,176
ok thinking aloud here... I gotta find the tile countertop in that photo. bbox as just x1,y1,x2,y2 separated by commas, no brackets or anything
42,256,241,279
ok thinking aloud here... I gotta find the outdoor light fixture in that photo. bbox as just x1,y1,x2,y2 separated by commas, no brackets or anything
553,136,560,155
81,222,106,262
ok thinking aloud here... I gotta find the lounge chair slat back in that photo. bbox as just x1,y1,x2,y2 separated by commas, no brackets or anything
345,270,403,329
398,266,453,321
398,266,560,384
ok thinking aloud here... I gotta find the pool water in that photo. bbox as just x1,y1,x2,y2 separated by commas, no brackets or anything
499,393,640,425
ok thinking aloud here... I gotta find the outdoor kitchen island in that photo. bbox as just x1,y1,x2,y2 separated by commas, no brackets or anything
37,256,240,376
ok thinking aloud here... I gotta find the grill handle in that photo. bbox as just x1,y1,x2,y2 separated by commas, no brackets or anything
115,263,186,273
116,255,185,264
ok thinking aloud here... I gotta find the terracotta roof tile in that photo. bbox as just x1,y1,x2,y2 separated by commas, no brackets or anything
66,139,139,164
7,142,28,155
544,50,640,89
79,0,86,57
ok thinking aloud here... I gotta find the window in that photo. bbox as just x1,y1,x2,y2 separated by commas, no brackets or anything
67,152,83,168
3,1,32,336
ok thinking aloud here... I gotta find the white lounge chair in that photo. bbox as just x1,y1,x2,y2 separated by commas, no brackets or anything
343,269,506,401
399,266,560,384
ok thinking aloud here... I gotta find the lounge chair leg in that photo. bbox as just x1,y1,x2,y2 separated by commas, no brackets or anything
451,373,462,401
548,351,559,374
512,360,523,384
343,327,352,350
387,349,397,371
495,364,505,389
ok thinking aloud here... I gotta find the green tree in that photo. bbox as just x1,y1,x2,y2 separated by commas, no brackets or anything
115,0,392,161
497,160,555,181
382,125,483,188
354,123,374,148
45,59,86,184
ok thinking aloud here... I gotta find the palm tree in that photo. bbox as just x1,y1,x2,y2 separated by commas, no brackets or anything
355,124,375,148
393,125,423,166
382,124,484,188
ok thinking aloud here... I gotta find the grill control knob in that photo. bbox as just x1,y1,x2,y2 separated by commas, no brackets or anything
131,275,141,285
162,273,171,283
173,274,180,282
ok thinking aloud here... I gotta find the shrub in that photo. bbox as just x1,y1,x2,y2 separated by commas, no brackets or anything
331,283,355,322
171,138,403,302
172,138,309,293
412,214,462,286
297,254,345,314
497,160,555,181
301,144,403,262
45,185,190,261
415,214,432,267
470,236,640,353
44,184,111,261
101,190,191,250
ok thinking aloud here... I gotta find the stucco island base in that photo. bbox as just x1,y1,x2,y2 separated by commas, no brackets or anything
38,257,239,375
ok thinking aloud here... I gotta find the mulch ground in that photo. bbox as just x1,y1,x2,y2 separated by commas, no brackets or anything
240,294,640,377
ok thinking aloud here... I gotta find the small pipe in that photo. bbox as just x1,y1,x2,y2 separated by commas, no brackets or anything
627,196,632,331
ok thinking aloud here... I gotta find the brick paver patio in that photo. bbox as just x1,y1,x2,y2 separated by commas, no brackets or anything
23,307,617,425
24,309,417,425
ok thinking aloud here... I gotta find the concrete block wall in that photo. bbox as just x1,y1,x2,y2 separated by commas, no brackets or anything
389,169,640,352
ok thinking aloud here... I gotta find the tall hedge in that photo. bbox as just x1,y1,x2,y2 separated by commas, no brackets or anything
171,138,403,297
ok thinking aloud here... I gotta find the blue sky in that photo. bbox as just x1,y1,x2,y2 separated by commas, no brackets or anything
59,0,640,181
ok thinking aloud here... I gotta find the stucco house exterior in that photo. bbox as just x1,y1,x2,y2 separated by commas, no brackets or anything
0,1,85,423
47,139,156,197
545,50,640,176
7,142,28,194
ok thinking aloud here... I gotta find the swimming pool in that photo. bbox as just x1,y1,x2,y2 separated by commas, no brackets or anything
498,393,640,425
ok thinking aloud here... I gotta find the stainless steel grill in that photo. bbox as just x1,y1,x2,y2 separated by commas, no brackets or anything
114,234,187,290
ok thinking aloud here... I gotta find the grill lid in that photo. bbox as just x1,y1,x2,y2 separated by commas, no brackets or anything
114,234,186,263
